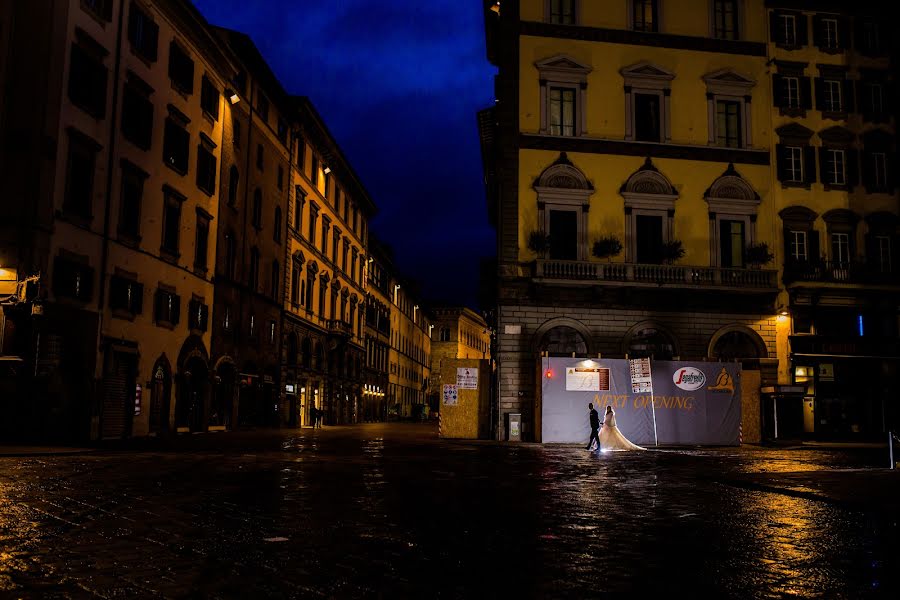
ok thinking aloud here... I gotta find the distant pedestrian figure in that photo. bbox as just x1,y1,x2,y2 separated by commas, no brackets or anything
310,407,319,429
314,407,323,429
586,403,601,451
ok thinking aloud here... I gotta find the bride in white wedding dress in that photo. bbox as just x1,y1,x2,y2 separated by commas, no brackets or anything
599,406,646,451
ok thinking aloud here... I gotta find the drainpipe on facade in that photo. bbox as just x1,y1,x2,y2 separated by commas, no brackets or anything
94,0,127,440
279,126,295,427
238,75,255,401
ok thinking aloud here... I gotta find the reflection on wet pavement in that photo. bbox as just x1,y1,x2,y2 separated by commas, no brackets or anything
0,424,897,598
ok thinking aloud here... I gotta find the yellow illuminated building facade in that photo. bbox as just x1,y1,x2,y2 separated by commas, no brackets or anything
388,280,432,419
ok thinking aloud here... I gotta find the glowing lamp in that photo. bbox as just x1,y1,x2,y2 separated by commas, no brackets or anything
545,369,553,379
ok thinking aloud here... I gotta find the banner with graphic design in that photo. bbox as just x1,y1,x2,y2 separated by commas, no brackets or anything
541,358,741,446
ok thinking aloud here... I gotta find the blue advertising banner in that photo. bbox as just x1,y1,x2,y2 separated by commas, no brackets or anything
540,357,742,446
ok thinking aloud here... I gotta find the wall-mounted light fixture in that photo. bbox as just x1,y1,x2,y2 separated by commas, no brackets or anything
225,88,240,104
323,166,331,175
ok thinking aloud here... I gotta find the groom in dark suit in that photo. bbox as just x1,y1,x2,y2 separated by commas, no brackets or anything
586,403,601,450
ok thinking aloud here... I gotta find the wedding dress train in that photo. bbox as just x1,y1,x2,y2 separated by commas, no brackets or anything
598,409,646,451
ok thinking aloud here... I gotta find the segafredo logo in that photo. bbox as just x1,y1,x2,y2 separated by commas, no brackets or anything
673,367,706,391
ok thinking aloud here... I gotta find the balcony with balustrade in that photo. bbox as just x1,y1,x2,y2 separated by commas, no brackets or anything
783,260,900,287
532,259,779,292
326,318,352,339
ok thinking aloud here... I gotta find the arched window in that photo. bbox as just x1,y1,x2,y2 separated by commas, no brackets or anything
228,166,239,206
539,326,587,355
625,323,677,360
273,206,282,243
711,330,762,360
252,188,262,228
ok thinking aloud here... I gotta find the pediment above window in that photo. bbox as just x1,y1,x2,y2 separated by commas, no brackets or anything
620,157,677,196
779,205,818,228
620,61,675,84
535,54,592,83
775,122,814,144
703,68,755,95
704,163,760,215
818,125,855,147
822,208,860,226
534,152,593,193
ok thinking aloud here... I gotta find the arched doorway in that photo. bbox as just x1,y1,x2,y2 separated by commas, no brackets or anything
149,355,172,435
623,322,678,360
175,335,210,433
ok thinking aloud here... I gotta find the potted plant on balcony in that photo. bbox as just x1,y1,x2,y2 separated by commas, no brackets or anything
661,239,685,265
527,230,550,259
744,242,775,269
592,235,623,262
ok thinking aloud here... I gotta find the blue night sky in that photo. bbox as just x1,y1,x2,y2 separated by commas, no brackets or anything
192,0,497,309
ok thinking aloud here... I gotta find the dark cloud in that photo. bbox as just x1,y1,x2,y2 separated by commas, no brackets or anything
192,0,496,308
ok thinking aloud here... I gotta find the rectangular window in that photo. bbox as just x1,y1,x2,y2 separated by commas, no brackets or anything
118,163,145,240
309,208,318,245
333,234,340,264
785,146,804,182
53,256,94,301
321,221,330,255
291,262,300,305
187,298,209,332
68,43,107,118
713,0,738,40
632,0,658,32
789,230,808,262
783,76,800,108
312,155,320,186
779,14,796,46
64,133,98,219
277,118,288,143
715,100,741,148
822,18,838,49
634,93,661,142
257,92,269,122
161,190,182,255
200,76,219,119
109,275,143,315
831,232,850,265
549,87,575,137
548,209,578,260
194,210,210,270
825,149,845,185
121,77,153,149
875,236,891,272
162,118,189,173
822,79,842,112
154,289,180,325
294,190,304,231
636,215,664,263
128,3,158,61
872,152,888,188
83,0,113,21
720,220,745,268
196,141,217,195
167,42,193,94
861,21,882,54
549,0,575,24
866,82,884,116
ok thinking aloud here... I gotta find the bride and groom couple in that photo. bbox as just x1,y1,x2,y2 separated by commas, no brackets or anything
586,403,646,452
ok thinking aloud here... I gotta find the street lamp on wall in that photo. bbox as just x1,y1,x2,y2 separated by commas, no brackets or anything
225,88,240,104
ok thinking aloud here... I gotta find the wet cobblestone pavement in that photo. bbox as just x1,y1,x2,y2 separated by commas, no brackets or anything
1,424,898,598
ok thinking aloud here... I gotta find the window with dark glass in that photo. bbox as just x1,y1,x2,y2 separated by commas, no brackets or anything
194,209,210,270
53,256,94,301
858,20,883,55
128,3,158,61
291,261,301,305
309,207,318,245
196,137,216,195
549,87,575,136
63,132,98,219
188,298,209,332
249,247,260,293
632,0,658,32
109,275,143,315
713,0,738,39
162,117,189,173
548,210,577,260
549,0,575,24
862,81,885,121
153,288,180,325
820,17,839,50
823,149,846,186
167,41,193,94
332,232,340,264
872,152,888,189
715,100,741,148
294,189,305,231
118,162,146,240
252,189,262,229
121,75,153,149
873,236,892,272
831,232,850,265
306,271,315,310
636,215,663,263
277,118,288,143
789,230,808,262
634,93,661,142
83,0,112,21
312,155,320,186
161,189,183,255
257,92,269,122
274,206,282,243
773,75,802,110
200,76,218,119
720,220,745,268
271,260,280,299
784,146,804,182
820,78,842,112
68,42,107,118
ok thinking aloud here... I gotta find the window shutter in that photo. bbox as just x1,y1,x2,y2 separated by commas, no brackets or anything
818,147,828,184
803,146,817,184
814,78,824,111
127,6,139,42
796,13,808,46
109,277,122,309
782,227,792,263
133,282,144,314
854,18,866,54
171,294,181,325
843,79,855,112
154,289,164,322
808,229,820,263
146,20,159,62
200,304,209,332
892,235,900,273
769,11,781,44
889,152,898,191
846,148,859,189
861,151,874,192
837,18,850,51
811,15,823,48
772,75,784,107
775,144,788,182
799,77,812,109
81,265,95,300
